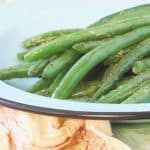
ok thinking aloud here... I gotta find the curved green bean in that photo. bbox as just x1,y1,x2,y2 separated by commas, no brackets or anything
93,38,150,99
73,40,104,54
37,70,67,96
88,4,150,27
42,50,80,79
122,82,150,104
28,59,50,76
0,64,33,80
97,71,150,103
23,29,81,49
25,16,150,62
132,57,150,74
52,25,150,99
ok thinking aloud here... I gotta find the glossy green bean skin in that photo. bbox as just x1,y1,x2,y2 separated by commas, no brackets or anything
28,59,51,76
52,26,150,99
93,38,150,99
97,70,150,103
25,16,150,62
23,29,81,49
37,70,68,96
42,50,80,79
88,4,150,27
0,64,33,80
132,57,150,74
28,78,52,93
122,82,150,104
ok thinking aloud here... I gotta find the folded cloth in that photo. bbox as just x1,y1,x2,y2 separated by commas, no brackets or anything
0,105,131,150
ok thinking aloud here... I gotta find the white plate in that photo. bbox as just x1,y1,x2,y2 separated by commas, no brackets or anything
0,0,150,121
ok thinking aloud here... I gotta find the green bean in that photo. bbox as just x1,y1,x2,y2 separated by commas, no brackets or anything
37,70,68,96
52,26,150,99
23,29,81,49
73,40,105,54
88,4,150,27
42,50,80,79
28,59,50,76
132,57,150,74
122,82,150,104
97,70,150,103
24,16,150,62
0,64,33,80
103,43,137,66
116,76,133,87
93,38,150,99
72,80,99,98
73,40,137,66
17,51,27,61
28,78,52,93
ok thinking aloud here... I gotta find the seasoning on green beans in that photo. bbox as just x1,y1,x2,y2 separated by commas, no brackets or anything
93,38,150,99
122,82,150,104
28,59,50,76
42,50,80,79
0,64,33,80
25,16,150,62
23,29,81,49
52,26,150,99
97,70,150,103
73,40,104,54
88,4,150,27
0,4,150,105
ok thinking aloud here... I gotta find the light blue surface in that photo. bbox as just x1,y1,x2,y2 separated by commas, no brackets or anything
0,0,150,118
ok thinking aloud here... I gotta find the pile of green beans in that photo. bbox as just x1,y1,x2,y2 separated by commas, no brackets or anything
0,4,150,104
